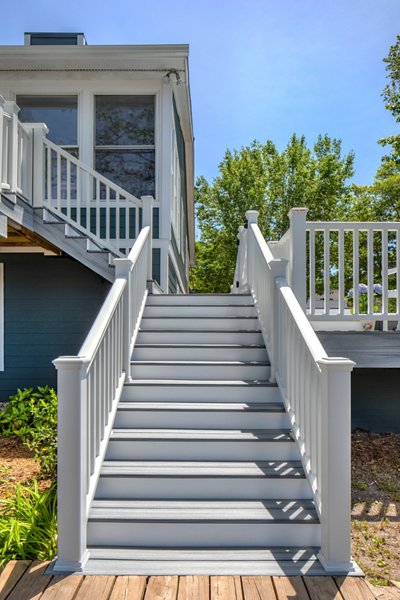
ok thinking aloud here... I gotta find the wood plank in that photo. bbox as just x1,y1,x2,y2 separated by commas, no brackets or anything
211,576,243,600
242,576,276,599
303,576,343,600
6,561,51,600
110,576,147,600
39,575,83,600
334,577,376,600
0,560,32,600
177,576,209,600
365,581,400,600
273,576,310,600
144,576,179,600
74,576,115,600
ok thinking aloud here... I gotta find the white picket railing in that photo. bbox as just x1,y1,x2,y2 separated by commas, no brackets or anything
53,225,152,572
0,98,153,257
237,210,355,573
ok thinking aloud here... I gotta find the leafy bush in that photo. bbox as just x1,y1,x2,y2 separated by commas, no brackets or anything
0,481,57,566
0,386,57,478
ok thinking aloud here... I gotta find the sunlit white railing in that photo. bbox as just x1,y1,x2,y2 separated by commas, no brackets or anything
1,99,154,257
236,210,355,573
53,225,152,572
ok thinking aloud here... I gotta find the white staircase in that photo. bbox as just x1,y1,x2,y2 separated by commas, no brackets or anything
84,293,323,575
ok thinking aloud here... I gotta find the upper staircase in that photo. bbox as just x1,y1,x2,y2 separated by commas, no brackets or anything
84,293,323,575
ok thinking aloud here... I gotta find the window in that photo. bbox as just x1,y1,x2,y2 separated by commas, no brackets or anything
94,95,155,199
17,95,78,154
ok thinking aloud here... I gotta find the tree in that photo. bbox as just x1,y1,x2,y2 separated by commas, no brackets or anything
380,35,400,163
191,134,354,292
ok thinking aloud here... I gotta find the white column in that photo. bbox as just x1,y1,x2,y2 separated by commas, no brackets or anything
317,356,356,573
0,97,5,190
141,195,153,281
288,207,308,310
245,210,259,290
31,123,49,207
114,259,132,382
4,101,19,194
52,356,91,572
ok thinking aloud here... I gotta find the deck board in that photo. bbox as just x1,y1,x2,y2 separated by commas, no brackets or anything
316,331,400,368
0,560,396,599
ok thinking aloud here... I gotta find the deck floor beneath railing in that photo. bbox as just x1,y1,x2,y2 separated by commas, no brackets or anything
1,561,399,600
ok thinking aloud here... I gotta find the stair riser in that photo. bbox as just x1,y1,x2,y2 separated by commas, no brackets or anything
143,306,257,318
96,477,310,500
147,295,253,306
130,363,271,380
114,410,290,429
106,440,297,461
132,346,268,362
140,318,260,331
136,331,264,344
87,522,320,548
121,385,281,403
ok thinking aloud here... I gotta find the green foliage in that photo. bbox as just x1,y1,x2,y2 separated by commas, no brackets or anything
0,481,57,566
0,386,57,479
380,35,400,163
191,134,354,292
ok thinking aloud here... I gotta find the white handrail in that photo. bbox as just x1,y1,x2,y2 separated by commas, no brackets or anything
242,211,355,572
53,225,151,572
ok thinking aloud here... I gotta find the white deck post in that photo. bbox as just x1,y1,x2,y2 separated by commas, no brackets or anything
246,210,259,289
141,195,153,280
234,225,248,293
31,123,49,207
4,101,19,194
53,356,90,572
114,259,132,382
269,261,287,383
288,207,308,310
317,356,356,573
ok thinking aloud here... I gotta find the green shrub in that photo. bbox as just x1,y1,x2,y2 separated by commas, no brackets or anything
0,386,57,479
0,481,57,566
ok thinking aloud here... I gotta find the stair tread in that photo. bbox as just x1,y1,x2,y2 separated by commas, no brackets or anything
131,360,270,366
110,429,293,441
141,316,258,319
125,379,277,386
134,344,265,348
89,499,318,522
86,546,319,561
117,402,285,412
100,460,305,478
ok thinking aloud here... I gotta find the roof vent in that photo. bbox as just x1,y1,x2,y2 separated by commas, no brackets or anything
24,33,87,46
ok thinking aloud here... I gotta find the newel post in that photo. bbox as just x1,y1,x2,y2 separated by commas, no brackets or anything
141,195,153,281
317,356,356,573
234,225,248,293
31,123,49,207
269,262,287,383
114,258,133,382
53,356,91,572
288,207,308,310
4,101,19,194
245,210,259,291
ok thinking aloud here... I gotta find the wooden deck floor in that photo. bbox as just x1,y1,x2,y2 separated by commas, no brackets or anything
1,561,400,600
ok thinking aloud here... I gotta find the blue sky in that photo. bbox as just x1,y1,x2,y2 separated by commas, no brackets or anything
1,0,399,185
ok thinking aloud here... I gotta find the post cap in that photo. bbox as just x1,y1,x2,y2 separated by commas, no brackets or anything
245,210,259,225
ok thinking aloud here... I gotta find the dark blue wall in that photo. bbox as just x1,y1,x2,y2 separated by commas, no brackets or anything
0,253,111,400
352,369,400,433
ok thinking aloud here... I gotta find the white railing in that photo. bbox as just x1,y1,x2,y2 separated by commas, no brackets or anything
238,210,355,573
268,207,400,324
0,99,154,257
53,225,152,572
307,221,400,322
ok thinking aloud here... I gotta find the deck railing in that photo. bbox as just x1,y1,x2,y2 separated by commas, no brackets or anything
268,207,400,325
53,225,152,572
0,98,154,256
234,210,355,573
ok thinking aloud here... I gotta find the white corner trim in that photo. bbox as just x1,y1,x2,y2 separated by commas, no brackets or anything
0,264,4,371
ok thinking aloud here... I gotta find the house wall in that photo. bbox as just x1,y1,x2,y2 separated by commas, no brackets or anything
351,368,400,433
0,253,110,399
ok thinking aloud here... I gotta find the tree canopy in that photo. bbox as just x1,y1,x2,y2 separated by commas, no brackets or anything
191,134,354,292
380,34,400,163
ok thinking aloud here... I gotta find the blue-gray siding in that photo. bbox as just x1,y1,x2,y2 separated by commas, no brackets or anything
0,253,110,400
